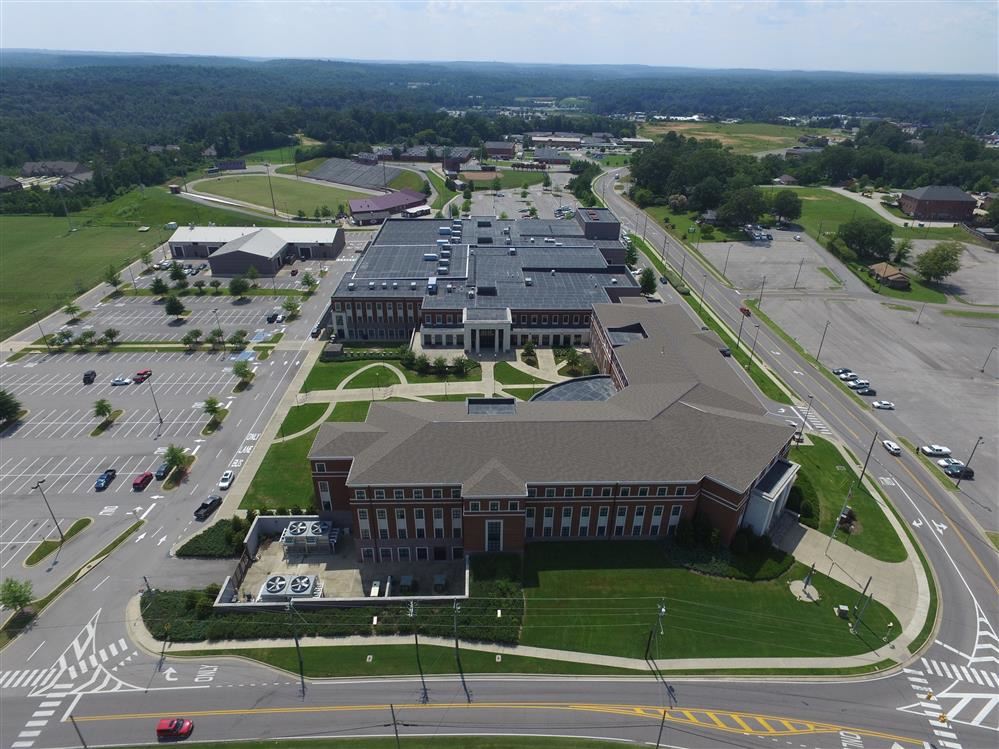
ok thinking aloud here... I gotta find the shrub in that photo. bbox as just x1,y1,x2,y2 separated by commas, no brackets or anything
799,499,815,519
730,530,749,555
176,520,244,558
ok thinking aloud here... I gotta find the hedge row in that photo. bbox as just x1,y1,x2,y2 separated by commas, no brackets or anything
176,519,244,558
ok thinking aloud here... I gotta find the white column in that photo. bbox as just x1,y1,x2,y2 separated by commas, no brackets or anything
472,328,478,354
494,328,500,353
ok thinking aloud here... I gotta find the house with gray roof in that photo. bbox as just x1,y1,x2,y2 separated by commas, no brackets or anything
899,185,976,222
309,302,798,562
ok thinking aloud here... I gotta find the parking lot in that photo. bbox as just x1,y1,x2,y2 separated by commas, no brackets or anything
0,449,170,497
467,170,580,220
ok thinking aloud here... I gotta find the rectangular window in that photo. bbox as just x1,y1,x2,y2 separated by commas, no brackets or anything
374,489,385,499
452,508,462,520
541,315,548,325
543,526,553,537
675,487,686,497
376,509,387,520
435,314,442,324
489,501,500,511
583,487,593,497
620,487,630,497
562,507,573,518
657,487,668,496
601,487,612,497
394,489,404,499
520,315,527,324
560,526,571,537
414,508,425,520
398,547,411,562
355,489,367,500
508,501,519,511
358,509,369,521
573,315,580,324
635,506,646,518
446,314,453,325
361,528,371,540
486,520,503,552
362,547,374,562
395,508,406,521
544,507,555,518
531,315,538,324
314,462,326,473
398,527,408,539
584,315,590,324
653,505,664,517
414,489,424,499
470,501,480,512
617,506,628,518
451,488,461,498
416,547,429,560
528,488,537,497
432,489,443,499
565,488,574,498
433,508,444,520
545,488,556,498
562,315,569,325
379,527,389,540
638,487,649,497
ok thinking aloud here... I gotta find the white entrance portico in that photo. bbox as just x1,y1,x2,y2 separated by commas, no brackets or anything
464,307,512,354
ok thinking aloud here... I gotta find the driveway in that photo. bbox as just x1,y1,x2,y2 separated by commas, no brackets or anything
825,186,956,228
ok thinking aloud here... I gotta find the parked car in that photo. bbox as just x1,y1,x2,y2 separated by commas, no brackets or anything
133,369,152,383
831,368,851,375
739,306,752,317
154,462,171,480
156,718,194,739
937,457,965,469
943,465,974,479
111,376,131,386
882,440,902,455
919,444,952,457
83,370,97,385
847,379,870,389
290,268,299,276
198,263,208,271
218,470,235,490
275,314,285,323
856,387,877,396
838,372,858,381
94,468,117,491
310,325,322,339
132,472,153,491
872,401,895,410
719,347,732,357
794,235,802,241
266,312,278,324
193,496,223,521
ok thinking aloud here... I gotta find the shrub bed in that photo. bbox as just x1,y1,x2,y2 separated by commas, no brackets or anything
176,517,250,558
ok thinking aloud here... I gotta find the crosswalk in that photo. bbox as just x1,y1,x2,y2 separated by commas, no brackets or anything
921,657,999,687
0,668,59,690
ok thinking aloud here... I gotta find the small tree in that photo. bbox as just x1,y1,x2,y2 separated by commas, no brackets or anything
892,237,914,265
203,396,222,421
150,276,169,296
432,356,449,377
0,578,33,614
181,329,202,350
300,272,318,293
232,360,252,383
169,262,187,282
102,328,121,346
140,250,153,270
53,329,74,348
422,180,432,197
164,443,187,474
245,266,260,287
914,241,964,283
104,264,122,289
227,330,248,350
228,276,250,298
209,279,222,294
522,339,536,360
75,330,97,349
63,301,82,321
491,176,502,192
193,280,207,294
564,347,582,372
414,353,431,375
164,295,186,319
625,243,638,266
173,278,189,291
282,299,301,319
771,190,803,223
640,267,657,295
452,356,472,377
94,398,113,421
0,388,23,423
208,328,225,349
542,173,552,187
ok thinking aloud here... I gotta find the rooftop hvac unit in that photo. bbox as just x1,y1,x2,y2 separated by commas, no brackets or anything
506,237,512,244
446,283,453,293
381,281,388,289
467,289,475,298
525,277,533,286
410,281,417,289
392,281,398,289
611,278,618,284
287,521,310,536
368,281,375,289
288,575,318,597
258,575,289,601
347,282,355,291
530,237,536,243
551,269,556,275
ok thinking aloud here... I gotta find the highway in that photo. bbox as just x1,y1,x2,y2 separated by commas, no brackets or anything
0,182,996,749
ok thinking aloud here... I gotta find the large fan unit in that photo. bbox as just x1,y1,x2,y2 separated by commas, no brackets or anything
287,521,310,536
258,575,289,601
288,575,317,596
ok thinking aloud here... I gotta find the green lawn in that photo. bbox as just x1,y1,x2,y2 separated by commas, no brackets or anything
502,387,537,400
327,401,371,422
599,154,631,167
389,169,426,192
988,532,999,551
520,541,898,659
344,364,403,389
842,260,948,304
241,428,319,511
24,518,92,566
180,643,642,678
241,146,298,164
196,175,365,216
494,361,551,386
495,170,548,189
278,404,328,436
941,309,999,319
275,158,327,176
301,359,390,392
427,171,457,211
790,436,906,563
638,121,837,155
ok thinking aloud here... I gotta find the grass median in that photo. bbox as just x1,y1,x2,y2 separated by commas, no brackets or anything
24,518,93,566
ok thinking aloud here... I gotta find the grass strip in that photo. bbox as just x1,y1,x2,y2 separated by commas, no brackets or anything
940,309,999,319
177,643,644,678
0,520,143,650
631,235,792,404
897,438,958,492
279,403,328,436
427,171,457,211
326,401,371,422
987,532,999,551
24,518,93,566
817,266,844,287
241,428,320,511
201,408,229,436
90,409,123,436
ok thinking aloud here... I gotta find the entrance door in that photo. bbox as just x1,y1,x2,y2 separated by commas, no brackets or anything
299,246,312,259
485,520,503,552
478,329,495,351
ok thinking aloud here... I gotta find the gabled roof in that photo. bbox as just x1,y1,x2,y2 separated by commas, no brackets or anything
901,185,975,203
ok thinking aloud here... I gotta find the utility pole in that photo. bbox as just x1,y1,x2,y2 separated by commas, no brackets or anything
696,273,707,315
722,243,733,277
32,480,64,544
914,302,926,326
793,257,805,289
21,308,52,353
758,274,767,306
851,594,873,635
815,320,830,362
981,346,997,373
212,308,226,354
797,394,814,443
735,312,747,351
828,430,878,553
69,715,88,749
747,324,761,372
264,163,278,217
956,436,984,489
679,253,687,283
390,704,402,749
409,602,429,703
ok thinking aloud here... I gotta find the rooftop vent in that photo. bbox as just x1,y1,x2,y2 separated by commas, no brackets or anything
467,289,475,298
347,282,355,291
392,281,398,289
525,277,533,286
381,281,388,289
368,281,375,289
446,283,453,293
611,278,618,284
410,281,417,289
551,269,556,275
508,247,517,255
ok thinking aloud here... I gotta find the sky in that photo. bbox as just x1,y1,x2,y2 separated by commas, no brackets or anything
2,0,996,76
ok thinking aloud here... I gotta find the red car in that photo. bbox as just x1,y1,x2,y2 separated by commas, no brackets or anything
132,472,153,491
156,718,193,739
739,306,751,317
134,369,152,383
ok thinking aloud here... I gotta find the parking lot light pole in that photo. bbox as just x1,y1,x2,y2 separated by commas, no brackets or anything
21,308,52,353
696,273,708,315
981,346,997,373
747,324,761,372
32,479,64,544
956,436,983,490
798,394,814,443
757,275,767,306
147,375,164,425
212,308,225,354
722,244,733,277
735,312,747,351
815,320,831,363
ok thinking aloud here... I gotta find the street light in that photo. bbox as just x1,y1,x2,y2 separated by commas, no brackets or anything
722,244,733,277
797,394,814,443
32,479,65,544
735,311,747,351
815,320,830,363
696,273,708,315
747,324,761,372
21,308,52,353
981,346,997,374
956,436,984,490
147,374,164,426
212,308,225,354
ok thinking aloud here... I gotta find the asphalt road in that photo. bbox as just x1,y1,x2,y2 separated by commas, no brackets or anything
0,193,995,749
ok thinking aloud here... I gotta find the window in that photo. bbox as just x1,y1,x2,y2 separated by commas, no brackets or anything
446,315,453,325
432,488,443,499
486,520,503,552
638,487,649,497
620,487,630,497
452,508,462,520
470,501,480,512
657,487,668,496
358,509,369,521
562,315,569,325
379,527,389,540
675,487,686,497
414,508,425,520
361,528,371,540
653,506,664,517
453,547,464,560
376,509,387,520
362,547,374,562
435,314,442,324
315,462,326,473
531,315,538,324
544,507,555,518
573,315,580,324
398,547,411,562
395,508,406,521
433,508,444,520
601,487,612,497
509,501,519,511
416,547,429,560
528,488,537,497
562,507,573,518
543,525,553,537
379,547,392,562
489,501,500,511
355,489,367,500
584,315,590,324
318,481,331,512
451,488,461,498
414,489,424,499
520,315,527,324
617,506,628,517
374,489,385,499
541,315,548,325
583,487,593,497
545,488,556,498
394,489,404,499
565,488,574,498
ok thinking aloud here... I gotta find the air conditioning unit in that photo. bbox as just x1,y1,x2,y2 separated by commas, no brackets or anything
258,575,289,601
368,281,375,289
287,575,318,597
347,282,355,291
287,521,310,536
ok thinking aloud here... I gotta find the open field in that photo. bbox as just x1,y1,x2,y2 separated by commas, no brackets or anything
196,175,365,216
637,121,837,154
520,541,897,659
388,169,425,192
275,158,326,175
241,145,298,164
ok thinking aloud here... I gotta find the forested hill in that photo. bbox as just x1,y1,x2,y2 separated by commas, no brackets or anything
2,51,995,165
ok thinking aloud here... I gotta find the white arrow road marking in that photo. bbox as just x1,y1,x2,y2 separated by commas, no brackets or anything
163,668,178,682
191,445,201,455
133,533,146,543
149,495,164,500
912,518,924,528
793,369,804,375
932,520,948,534
157,536,167,546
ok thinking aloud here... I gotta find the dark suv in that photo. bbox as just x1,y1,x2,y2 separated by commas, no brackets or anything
83,370,97,385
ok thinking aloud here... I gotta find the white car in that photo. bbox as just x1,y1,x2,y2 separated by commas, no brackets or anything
882,439,902,455
793,235,802,241
872,401,895,410
838,372,858,381
111,376,131,386
218,470,235,490
937,457,965,469
847,379,870,389
919,444,951,457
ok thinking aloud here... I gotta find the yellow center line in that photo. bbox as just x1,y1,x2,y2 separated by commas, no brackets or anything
71,701,926,745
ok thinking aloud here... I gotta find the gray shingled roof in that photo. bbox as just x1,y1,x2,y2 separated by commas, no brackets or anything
901,185,975,203
311,303,791,495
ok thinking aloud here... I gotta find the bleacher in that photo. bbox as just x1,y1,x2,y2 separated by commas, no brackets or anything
308,158,404,190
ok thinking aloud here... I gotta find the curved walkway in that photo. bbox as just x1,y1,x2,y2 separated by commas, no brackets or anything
825,187,956,228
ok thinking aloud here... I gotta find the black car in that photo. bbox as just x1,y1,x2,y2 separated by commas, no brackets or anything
94,468,117,491
856,387,877,396
154,462,171,481
719,347,732,357
193,495,223,521
659,276,669,285
310,325,322,339
266,312,278,324
832,368,852,375
83,370,97,385
944,465,974,479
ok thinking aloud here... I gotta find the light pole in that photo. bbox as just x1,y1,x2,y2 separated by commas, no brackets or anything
696,273,708,315
914,302,926,326
735,312,747,351
32,479,64,544
793,257,805,289
264,163,278,217
757,275,767,306
679,253,687,283
722,244,733,277
815,320,830,363
21,308,52,353
747,324,761,372
147,374,164,426
956,436,983,490
797,394,814,443
981,346,997,374
827,430,878,553
212,308,225,354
